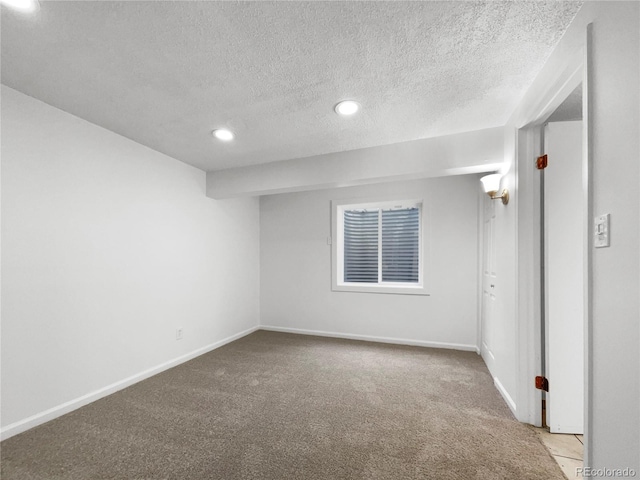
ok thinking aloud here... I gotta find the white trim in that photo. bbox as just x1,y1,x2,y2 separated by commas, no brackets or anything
332,283,429,296
0,326,259,441
493,376,517,417
476,186,484,356
259,325,477,352
517,46,584,128
582,24,593,466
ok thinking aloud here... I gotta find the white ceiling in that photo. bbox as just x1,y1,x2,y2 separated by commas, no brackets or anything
1,1,582,172
547,84,582,122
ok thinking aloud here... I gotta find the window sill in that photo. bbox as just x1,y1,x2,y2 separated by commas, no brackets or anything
332,283,430,296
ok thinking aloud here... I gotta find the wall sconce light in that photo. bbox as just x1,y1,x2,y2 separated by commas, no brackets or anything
480,173,509,205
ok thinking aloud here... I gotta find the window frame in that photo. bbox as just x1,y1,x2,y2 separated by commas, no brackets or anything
331,198,430,295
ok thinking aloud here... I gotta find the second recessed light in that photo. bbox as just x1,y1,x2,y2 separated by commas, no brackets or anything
335,100,360,116
0,0,40,13
212,128,235,141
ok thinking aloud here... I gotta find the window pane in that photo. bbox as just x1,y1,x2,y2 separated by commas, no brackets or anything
344,209,379,283
381,207,419,282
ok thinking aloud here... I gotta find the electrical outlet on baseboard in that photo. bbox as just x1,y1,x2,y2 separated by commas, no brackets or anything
176,328,183,340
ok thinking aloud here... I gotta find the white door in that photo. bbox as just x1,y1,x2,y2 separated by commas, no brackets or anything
481,194,497,367
545,121,584,434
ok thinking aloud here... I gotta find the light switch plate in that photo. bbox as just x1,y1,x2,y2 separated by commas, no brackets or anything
594,214,610,248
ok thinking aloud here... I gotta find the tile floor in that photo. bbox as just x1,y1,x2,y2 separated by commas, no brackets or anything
532,427,584,479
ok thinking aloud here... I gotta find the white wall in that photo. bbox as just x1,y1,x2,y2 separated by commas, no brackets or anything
586,3,639,469
500,1,639,470
260,175,480,350
0,86,260,438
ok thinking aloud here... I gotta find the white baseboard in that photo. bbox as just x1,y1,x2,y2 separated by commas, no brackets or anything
1,325,479,440
493,376,517,417
259,325,478,352
0,325,259,441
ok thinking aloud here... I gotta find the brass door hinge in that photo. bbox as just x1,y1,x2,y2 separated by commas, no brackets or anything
535,375,549,392
536,154,548,170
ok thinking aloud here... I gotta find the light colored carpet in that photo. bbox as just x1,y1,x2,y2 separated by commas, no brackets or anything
1,331,565,479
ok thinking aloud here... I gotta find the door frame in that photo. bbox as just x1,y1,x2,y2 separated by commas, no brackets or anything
514,25,593,462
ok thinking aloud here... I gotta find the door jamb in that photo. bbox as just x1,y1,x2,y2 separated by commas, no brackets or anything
514,25,592,465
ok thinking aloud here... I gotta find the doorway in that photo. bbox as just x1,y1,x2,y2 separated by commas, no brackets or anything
512,26,592,470
532,84,586,475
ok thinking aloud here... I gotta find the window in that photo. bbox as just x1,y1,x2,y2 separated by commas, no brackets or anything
332,199,428,295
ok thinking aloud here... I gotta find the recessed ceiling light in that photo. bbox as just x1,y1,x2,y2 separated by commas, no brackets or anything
212,128,235,141
335,100,361,116
0,0,39,13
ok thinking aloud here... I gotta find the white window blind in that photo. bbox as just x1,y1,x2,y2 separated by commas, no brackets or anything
343,210,379,283
342,205,420,284
381,207,420,282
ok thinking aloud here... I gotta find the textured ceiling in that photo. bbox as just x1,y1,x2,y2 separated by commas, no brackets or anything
547,84,583,122
1,1,582,171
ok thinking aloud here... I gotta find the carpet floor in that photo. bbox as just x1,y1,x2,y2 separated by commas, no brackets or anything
1,331,565,479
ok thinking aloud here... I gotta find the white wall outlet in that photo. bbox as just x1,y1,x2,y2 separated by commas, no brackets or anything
176,328,183,340
594,214,610,248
